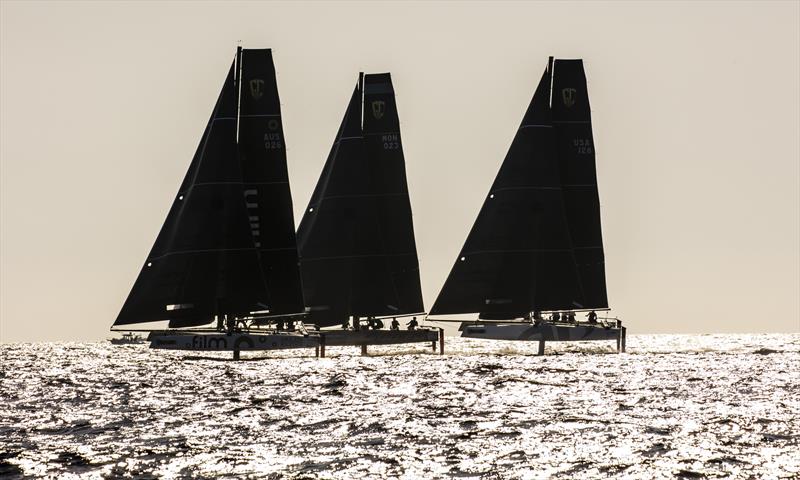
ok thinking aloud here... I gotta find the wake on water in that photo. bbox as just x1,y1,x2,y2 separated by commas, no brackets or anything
1,333,798,479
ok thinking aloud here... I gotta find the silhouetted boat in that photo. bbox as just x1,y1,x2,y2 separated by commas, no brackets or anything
297,72,426,330
111,47,317,357
428,57,625,353
109,332,144,345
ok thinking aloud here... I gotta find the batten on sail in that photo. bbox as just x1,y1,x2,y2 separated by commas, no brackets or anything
113,49,304,328
297,73,424,327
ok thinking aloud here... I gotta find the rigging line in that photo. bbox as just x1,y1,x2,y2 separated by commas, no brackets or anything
235,46,243,143
461,248,574,256
548,56,555,108
149,246,295,261
490,186,561,193
190,181,288,187
301,252,417,262
519,124,553,129
552,120,590,124
363,131,400,137
333,136,363,145
359,72,364,131
319,192,407,201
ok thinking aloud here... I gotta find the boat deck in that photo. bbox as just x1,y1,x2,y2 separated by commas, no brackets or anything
146,328,444,359
460,321,626,354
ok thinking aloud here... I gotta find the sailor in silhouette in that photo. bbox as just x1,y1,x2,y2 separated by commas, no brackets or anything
567,311,576,323
550,312,559,322
406,317,418,331
341,317,350,330
390,318,400,330
374,318,384,330
586,310,598,324
367,317,376,330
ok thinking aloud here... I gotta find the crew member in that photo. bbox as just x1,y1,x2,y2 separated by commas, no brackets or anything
406,317,418,331
374,318,384,330
390,318,400,330
341,318,350,330
587,310,598,324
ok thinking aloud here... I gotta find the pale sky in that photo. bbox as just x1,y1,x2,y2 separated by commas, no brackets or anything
1,1,798,342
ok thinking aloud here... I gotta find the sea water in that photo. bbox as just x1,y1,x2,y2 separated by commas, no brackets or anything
1,333,798,479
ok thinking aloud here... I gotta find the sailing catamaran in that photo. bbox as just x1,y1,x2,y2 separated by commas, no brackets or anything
111,48,318,355
428,58,625,353
297,72,428,331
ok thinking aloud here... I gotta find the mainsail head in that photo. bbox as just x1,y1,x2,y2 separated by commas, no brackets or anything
113,49,304,328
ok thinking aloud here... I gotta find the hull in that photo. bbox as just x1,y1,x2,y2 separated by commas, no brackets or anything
321,329,439,346
461,322,623,343
149,332,319,351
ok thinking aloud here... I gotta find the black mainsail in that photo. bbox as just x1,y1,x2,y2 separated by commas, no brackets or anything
114,48,304,328
297,73,424,327
430,58,607,319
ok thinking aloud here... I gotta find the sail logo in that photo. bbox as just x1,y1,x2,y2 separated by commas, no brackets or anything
371,100,385,119
191,335,228,350
249,79,265,100
243,189,261,248
561,88,577,108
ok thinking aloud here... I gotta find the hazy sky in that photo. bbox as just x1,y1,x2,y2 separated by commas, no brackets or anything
1,1,798,342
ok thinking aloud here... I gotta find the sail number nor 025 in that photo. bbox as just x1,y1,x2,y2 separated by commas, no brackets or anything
382,133,400,150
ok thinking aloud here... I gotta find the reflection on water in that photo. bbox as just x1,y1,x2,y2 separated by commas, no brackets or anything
1,334,798,478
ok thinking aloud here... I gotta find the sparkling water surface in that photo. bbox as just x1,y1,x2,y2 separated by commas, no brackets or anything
1,333,798,479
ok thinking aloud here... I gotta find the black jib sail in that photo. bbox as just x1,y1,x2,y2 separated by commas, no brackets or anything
114,48,305,328
431,58,607,319
551,59,608,309
297,73,424,327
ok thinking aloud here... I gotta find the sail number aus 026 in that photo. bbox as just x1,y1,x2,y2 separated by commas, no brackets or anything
264,120,283,150
382,133,400,150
